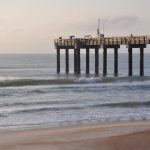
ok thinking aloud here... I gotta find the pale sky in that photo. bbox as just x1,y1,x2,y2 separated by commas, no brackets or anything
0,0,150,53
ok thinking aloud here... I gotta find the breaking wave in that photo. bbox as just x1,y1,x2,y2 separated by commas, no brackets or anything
75,77,102,84
0,79,74,87
0,76,150,87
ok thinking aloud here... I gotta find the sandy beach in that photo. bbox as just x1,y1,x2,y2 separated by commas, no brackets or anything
0,121,150,150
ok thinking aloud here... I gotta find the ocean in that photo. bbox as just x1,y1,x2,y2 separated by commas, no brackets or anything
0,53,150,130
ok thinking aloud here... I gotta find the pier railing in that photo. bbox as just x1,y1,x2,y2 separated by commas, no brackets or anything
55,36,150,48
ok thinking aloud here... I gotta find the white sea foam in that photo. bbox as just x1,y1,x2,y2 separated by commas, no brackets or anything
0,76,20,81
75,77,102,84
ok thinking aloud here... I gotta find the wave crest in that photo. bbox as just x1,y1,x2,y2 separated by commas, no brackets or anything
0,79,74,87
75,77,102,84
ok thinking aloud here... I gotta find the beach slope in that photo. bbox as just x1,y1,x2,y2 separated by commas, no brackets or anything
0,122,150,150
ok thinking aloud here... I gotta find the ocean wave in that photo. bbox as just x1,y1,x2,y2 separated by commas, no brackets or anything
8,106,83,115
0,76,150,87
4,100,150,115
0,76,20,81
93,101,150,108
75,77,102,84
0,79,74,87
0,114,8,118
75,76,150,84
0,77,116,87
0,100,77,108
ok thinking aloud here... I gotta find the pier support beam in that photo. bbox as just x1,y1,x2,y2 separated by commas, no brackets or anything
86,48,90,74
114,47,118,77
128,47,133,76
74,49,77,74
57,48,60,74
140,47,144,76
103,47,107,76
95,47,99,74
65,49,69,74
77,49,81,74
74,49,81,74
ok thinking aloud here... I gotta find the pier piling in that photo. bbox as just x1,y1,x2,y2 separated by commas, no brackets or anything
65,49,69,74
76,49,81,74
114,47,119,77
74,49,77,74
103,47,107,76
86,48,90,74
57,48,60,74
140,47,144,76
128,47,133,76
95,47,99,74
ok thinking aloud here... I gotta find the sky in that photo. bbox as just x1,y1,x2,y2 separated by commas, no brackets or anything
0,0,150,54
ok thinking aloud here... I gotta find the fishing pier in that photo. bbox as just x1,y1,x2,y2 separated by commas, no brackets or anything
54,35,150,76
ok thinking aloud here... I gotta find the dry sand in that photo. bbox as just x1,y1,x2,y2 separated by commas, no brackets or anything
0,121,150,150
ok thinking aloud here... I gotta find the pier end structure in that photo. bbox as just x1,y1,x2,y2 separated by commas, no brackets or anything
54,35,150,76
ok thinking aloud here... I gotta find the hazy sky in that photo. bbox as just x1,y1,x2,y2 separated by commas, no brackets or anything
0,0,150,53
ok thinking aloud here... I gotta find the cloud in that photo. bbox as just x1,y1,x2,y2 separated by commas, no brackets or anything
106,15,140,28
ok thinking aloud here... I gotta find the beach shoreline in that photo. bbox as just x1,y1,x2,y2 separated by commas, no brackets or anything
0,121,150,150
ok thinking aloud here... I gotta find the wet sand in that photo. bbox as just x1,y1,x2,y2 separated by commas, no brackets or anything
0,121,150,150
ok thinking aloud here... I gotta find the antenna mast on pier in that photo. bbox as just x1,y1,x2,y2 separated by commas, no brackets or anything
102,22,105,35
97,18,100,38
